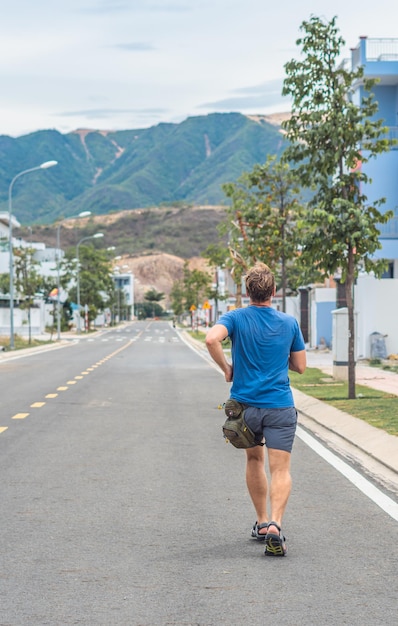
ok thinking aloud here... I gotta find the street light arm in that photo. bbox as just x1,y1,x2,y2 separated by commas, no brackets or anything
8,161,58,204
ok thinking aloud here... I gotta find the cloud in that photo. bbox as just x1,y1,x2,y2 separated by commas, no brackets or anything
198,79,290,111
57,108,169,120
110,42,155,51
79,1,191,14
78,1,132,14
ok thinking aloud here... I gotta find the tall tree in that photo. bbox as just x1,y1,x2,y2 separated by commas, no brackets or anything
282,15,393,398
144,288,165,318
171,261,212,319
13,246,42,344
64,245,114,326
222,156,310,311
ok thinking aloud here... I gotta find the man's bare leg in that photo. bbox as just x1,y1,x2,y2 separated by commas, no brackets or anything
245,446,268,535
267,448,292,533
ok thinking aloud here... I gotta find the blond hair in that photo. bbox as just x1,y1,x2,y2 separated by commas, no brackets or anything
245,262,275,302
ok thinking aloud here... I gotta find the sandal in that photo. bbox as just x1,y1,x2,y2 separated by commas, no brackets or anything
251,521,268,541
264,521,287,556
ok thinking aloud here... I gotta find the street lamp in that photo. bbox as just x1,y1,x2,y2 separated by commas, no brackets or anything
76,232,104,333
56,211,91,340
8,160,58,349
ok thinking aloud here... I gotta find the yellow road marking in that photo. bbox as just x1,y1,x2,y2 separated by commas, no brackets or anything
87,367,94,371
67,380,77,384
75,375,83,380
31,402,45,408
46,393,58,398
12,413,29,419
81,371,89,375
0,427,9,433
57,386,68,391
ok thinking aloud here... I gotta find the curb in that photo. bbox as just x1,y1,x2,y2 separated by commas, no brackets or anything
292,387,398,476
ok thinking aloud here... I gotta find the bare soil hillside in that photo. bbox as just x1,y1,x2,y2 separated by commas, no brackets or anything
115,253,213,307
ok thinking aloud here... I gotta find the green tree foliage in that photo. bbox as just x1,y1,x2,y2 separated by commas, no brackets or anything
170,280,186,317
221,156,314,310
0,273,9,293
143,288,165,318
170,261,212,316
135,301,164,319
64,244,114,325
13,247,42,343
282,15,393,398
144,288,165,304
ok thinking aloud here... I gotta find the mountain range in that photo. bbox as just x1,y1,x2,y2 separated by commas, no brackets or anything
0,112,287,225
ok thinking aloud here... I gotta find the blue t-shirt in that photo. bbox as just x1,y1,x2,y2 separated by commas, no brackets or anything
217,306,305,408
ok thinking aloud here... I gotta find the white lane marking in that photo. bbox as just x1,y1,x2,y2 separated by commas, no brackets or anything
296,426,398,522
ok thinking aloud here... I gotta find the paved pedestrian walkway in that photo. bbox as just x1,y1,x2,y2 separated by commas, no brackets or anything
306,349,398,397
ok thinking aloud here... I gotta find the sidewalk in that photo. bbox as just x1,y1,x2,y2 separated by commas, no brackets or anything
306,349,398,397
0,328,110,362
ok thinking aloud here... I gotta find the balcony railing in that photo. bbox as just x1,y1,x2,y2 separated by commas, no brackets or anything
381,126,398,149
366,38,398,62
352,38,398,69
379,216,398,238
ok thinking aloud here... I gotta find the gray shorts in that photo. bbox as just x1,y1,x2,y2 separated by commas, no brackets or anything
243,406,298,453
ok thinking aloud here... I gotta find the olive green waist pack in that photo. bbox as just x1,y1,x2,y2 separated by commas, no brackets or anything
222,399,264,449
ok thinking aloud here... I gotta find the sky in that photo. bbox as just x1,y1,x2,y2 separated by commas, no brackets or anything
1,0,398,138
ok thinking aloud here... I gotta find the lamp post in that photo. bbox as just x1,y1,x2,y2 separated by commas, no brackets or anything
8,160,58,349
56,211,91,340
76,233,104,333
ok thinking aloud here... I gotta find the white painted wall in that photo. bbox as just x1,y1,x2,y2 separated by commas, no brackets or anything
355,275,398,358
0,300,46,337
272,295,300,320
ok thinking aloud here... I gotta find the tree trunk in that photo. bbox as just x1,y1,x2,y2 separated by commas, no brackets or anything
281,211,286,313
235,282,242,308
345,248,356,399
281,249,286,313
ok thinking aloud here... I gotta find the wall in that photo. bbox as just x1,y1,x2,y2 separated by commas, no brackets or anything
0,301,46,337
373,85,397,126
272,295,300,320
361,150,398,228
355,274,398,358
309,287,336,349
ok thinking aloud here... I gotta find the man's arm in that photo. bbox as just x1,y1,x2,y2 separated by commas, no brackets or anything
205,324,233,382
289,350,306,374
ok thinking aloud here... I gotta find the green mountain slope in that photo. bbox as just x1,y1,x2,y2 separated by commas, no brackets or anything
0,112,286,225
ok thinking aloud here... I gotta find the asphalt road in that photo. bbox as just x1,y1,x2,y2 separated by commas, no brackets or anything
0,321,397,625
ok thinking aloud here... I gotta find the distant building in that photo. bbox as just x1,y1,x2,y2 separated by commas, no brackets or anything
113,273,134,321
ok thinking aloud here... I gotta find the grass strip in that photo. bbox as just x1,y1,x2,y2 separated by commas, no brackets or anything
0,335,53,351
290,367,398,437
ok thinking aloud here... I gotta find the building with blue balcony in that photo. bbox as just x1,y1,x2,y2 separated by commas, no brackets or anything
350,37,398,276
